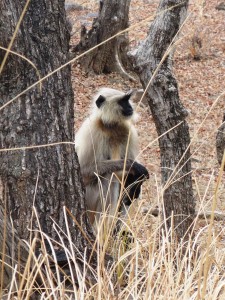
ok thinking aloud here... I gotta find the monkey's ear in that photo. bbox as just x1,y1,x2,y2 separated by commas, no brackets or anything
122,93,132,102
96,95,105,108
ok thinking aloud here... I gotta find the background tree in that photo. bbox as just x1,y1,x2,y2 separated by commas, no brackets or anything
73,0,131,74
130,0,195,240
216,112,225,169
0,0,96,289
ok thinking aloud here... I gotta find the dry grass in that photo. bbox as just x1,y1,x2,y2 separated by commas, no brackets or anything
1,185,225,300
1,0,225,299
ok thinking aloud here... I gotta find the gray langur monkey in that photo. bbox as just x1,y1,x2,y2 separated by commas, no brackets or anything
75,87,149,225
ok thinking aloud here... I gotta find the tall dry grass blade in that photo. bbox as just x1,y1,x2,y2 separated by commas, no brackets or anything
0,195,7,298
0,0,31,75
0,141,75,153
6,264,18,300
17,237,39,299
201,150,225,298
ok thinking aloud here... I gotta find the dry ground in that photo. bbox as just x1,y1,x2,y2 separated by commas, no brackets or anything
67,0,225,235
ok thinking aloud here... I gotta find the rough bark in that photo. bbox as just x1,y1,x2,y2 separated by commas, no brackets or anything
130,0,195,240
0,0,96,288
0,202,29,291
73,0,131,74
216,113,225,169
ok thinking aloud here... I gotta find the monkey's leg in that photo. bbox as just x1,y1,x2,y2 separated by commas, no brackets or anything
91,175,120,231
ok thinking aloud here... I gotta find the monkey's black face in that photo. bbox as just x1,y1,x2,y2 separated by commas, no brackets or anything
118,94,133,117
95,93,133,118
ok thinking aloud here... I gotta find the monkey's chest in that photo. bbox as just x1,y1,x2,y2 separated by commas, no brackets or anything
95,121,131,160
97,135,129,160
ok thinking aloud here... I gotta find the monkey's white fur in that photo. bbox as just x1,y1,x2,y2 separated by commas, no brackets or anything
75,87,139,225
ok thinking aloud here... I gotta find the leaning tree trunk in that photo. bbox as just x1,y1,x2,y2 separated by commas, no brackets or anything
73,0,131,74
0,0,96,289
130,0,195,240
216,112,225,169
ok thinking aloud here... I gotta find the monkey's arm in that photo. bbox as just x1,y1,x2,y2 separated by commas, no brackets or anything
121,163,149,206
81,159,144,186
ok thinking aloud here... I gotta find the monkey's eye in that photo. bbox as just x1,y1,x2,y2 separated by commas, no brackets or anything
96,95,105,108
118,97,133,117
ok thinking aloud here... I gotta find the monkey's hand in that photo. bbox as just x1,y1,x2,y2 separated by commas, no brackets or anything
122,161,149,206
130,161,149,180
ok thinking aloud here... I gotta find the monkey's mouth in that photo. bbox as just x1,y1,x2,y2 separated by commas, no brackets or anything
122,110,133,117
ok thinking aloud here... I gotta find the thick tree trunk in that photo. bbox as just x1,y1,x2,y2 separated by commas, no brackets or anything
73,0,131,74
0,0,95,289
0,204,29,291
130,0,195,240
216,113,225,169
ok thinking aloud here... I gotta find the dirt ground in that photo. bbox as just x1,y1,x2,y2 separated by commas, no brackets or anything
67,0,225,223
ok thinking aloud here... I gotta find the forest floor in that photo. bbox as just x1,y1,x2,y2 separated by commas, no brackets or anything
67,0,225,240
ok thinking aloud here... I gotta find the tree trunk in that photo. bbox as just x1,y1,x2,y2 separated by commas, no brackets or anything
73,0,131,74
0,204,29,291
0,0,96,288
216,113,225,169
130,0,195,240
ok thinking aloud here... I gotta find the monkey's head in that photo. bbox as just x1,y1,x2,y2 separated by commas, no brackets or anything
93,88,136,124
